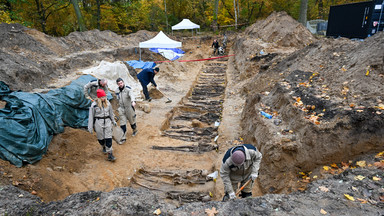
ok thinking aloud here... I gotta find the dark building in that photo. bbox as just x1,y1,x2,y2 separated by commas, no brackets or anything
326,0,384,39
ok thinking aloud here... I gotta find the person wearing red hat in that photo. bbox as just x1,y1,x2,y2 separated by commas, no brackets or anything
88,89,117,161
220,144,262,200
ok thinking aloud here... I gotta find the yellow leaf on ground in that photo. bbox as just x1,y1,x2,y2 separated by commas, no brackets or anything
205,207,218,216
375,151,384,158
323,166,330,171
331,163,338,168
354,175,365,181
372,176,381,181
344,194,355,201
320,209,327,214
356,161,366,167
153,209,161,215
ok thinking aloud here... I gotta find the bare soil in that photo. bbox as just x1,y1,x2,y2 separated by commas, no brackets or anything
0,11,383,215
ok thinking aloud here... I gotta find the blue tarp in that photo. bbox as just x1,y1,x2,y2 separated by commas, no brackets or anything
0,75,111,167
125,60,156,69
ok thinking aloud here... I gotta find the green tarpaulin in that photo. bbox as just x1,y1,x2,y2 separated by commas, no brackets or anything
0,75,112,167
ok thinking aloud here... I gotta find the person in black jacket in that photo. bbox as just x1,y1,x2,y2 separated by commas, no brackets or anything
137,67,159,101
211,39,219,55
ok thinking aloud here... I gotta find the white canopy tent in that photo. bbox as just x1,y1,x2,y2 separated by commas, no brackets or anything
138,31,182,60
171,19,200,36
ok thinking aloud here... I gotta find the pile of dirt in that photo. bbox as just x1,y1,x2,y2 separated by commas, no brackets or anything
1,152,382,215
234,12,384,195
0,23,154,91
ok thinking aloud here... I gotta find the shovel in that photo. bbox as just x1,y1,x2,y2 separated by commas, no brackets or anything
235,179,252,197
157,88,172,103
222,178,252,201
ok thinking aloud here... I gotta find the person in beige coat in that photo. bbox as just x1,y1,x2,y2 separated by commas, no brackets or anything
88,89,117,161
220,144,262,200
115,78,137,144
84,78,108,101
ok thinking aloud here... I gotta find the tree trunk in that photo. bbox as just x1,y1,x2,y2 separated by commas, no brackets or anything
96,0,101,29
212,0,219,31
317,0,324,20
233,0,237,29
71,0,87,32
298,0,308,26
164,0,168,33
34,0,47,33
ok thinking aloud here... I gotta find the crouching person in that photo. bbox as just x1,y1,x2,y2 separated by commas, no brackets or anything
220,144,262,200
115,78,137,144
88,89,117,161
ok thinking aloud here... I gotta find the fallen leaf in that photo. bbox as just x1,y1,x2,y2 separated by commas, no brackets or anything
372,176,381,181
95,197,100,201
320,209,327,214
331,163,338,168
354,175,365,181
373,161,384,169
205,207,218,216
375,151,384,158
356,161,366,167
344,194,355,201
153,208,161,215
357,198,368,204
319,186,329,192
352,186,358,191
323,166,330,171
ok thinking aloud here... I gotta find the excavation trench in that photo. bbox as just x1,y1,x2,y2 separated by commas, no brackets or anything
130,59,229,204
159,62,227,149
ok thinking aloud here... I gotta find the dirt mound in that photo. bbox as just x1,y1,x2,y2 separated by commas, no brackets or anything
1,152,382,215
237,29,384,194
233,12,317,82
0,24,154,91
245,11,315,48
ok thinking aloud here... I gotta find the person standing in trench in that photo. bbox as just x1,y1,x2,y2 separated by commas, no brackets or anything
220,144,262,200
88,89,117,162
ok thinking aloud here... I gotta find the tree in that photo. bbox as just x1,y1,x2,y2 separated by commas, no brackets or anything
212,0,219,31
71,0,87,31
298,0,308,25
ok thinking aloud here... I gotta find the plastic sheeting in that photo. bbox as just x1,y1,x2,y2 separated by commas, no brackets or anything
0,75,105,167
82,61,143,101
125,60,156,69
149,48,185,61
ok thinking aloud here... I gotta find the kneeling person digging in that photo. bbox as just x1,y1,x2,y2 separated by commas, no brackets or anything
115,78,138,144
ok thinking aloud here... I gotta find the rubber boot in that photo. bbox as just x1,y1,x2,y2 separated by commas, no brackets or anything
240,191,252,198
108,152,116,162
131,123,138,136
